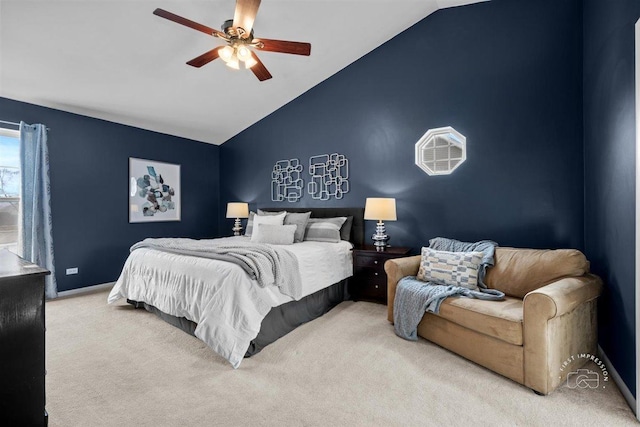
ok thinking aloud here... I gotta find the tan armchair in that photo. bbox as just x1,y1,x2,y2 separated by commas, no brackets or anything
385,247,602,395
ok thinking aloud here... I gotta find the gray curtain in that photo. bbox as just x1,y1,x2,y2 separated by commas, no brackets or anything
19,122,57,299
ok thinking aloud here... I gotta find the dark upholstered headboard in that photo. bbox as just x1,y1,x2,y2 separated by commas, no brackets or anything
260,207,365,246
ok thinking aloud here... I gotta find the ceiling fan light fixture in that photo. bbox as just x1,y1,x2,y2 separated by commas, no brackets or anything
219,45,234,62
244,56,258,69
237,45,251,61
154,1,310,81
225,57,240,70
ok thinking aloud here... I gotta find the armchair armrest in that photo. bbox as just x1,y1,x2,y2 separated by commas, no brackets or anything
523,273,603,320
523,273,603,394
384,255,421,322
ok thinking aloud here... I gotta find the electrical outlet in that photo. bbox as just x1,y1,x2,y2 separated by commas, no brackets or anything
66,267,78,275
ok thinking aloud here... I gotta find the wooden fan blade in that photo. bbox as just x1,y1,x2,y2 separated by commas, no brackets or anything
187,47,223,68
249,52,272,81
256,39,311,56
153,8,224,38
233,0,261,37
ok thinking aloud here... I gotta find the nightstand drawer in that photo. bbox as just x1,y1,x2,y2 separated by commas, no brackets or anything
354,266,385,282
358,281,386,300
354,254,386,268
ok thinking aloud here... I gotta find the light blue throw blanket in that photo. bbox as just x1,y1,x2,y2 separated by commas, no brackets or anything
394,276,505,341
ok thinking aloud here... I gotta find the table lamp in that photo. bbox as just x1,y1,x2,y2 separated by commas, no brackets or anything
226,202,249,236
364,198,397,250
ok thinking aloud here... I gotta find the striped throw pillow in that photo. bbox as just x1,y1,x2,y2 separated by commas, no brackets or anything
417,247,483,290
303,217,347,243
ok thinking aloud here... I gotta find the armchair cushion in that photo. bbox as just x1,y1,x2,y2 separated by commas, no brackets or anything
485,247,589,298
438,295,523,345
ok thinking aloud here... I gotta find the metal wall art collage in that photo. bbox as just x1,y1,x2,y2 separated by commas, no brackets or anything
271,153,349,202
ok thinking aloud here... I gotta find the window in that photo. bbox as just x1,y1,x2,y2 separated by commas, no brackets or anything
414,126,467,176
0,128,20,254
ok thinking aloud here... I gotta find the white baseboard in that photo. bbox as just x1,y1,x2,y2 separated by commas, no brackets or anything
55,282,114,298
598,345,637,416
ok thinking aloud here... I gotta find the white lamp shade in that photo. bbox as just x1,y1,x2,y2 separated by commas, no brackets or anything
364,198,397,221
226,202,249,218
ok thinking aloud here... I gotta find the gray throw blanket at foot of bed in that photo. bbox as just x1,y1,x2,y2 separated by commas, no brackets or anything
130,238,303,299
393,276,505,341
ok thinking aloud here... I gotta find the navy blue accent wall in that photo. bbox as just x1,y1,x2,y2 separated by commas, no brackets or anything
220,0,584,252
583,0,640,397
0,97,220,292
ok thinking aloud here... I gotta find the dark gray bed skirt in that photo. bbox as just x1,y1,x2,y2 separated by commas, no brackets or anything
126,278,350,358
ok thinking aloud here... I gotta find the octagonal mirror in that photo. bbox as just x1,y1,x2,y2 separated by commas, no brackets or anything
414,126,466,176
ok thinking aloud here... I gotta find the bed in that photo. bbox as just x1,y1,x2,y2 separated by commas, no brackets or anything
108,207,364,368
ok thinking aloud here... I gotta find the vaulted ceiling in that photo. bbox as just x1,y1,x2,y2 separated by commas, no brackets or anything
0,0,484,145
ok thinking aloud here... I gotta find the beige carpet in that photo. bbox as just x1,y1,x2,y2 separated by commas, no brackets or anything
46,289,636,426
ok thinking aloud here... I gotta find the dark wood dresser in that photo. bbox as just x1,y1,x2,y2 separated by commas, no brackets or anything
351,245,411,304
0,249,50,426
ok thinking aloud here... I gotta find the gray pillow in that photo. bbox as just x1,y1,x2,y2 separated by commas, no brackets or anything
251,224,296,245
284,211,311,243
304,217,347,243
244,211,256,237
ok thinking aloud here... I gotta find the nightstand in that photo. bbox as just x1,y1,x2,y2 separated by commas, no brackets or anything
351,245,411,304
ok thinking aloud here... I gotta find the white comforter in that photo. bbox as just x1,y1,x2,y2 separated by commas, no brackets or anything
108,237,353,368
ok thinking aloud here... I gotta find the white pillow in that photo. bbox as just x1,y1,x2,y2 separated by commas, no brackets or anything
251,224,296,245
250,212,286,242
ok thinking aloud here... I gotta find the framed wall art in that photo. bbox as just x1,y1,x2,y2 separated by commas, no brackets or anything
307,153,349,200
271,158,304,202
129,157,181,223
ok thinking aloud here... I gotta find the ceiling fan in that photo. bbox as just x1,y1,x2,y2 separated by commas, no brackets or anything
153,0,311,81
